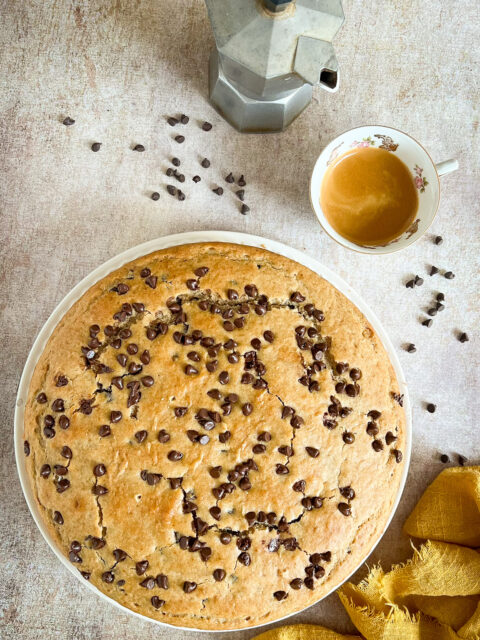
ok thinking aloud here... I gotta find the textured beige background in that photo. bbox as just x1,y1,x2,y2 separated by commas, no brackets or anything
1,0,479,638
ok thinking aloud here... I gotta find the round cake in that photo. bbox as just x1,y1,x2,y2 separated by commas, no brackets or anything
23,242,406,630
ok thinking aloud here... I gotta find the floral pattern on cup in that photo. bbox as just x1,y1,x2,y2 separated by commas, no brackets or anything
327,142,344,166
350,136,375,148
413,165,429,193
374,134,399,151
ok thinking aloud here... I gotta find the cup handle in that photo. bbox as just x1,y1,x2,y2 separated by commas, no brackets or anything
435,159,459,177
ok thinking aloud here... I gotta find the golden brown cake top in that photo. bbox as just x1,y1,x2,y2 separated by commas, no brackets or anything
23,242,405,630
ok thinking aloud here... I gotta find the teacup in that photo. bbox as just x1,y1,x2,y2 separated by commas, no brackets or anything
310,125,458,254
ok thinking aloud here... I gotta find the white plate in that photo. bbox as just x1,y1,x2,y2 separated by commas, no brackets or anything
15,231,411,633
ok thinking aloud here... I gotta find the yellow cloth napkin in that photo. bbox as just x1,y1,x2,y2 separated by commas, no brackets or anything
254,467,480,640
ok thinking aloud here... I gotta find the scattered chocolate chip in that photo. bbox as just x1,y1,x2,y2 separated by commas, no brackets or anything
340,486,355,500
290,578,303,590
458,332,469,343
110,410,122,423
202,121,212,131
167,185,176,196
428,308,437,316
440,453,449,463
167,450,183,461
201,157,210,168
238,175,246,186
52,398,65,412
174,135,185,143
434,235,443,245
92,484,108,496
444,271,455,279
140,576,156,589
240,204,250,215
180,114,189,124
422,318,433,327
414,275,424,286
61,446,72,459
151,191,160,201
426,403,436,413
40,464,51,478
183,580,197,593
168,117,179,126
236,189,245,201
430,265,439,276
62,116,75,126
274,590,288,601
407,343,416,353
219,371,229,385
238,552,251,566
135,430,148,443
242,402,253,416
53,511,63,524
406,279,415,289
192,175,201,182
133,144,145,152
372,439,384,452
212,186,223,196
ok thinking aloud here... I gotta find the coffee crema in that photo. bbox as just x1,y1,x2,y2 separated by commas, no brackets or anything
320,147,418,246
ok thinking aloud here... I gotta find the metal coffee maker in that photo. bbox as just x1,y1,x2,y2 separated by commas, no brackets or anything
205,0,344,133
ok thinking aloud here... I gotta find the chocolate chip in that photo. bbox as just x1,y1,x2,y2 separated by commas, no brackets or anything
90,537,106,550
426,403,436,413
167,450,183,461
43,426,55,439
213,186,223,195
406,279,415,289
133,144,145,152
167,185,176,196
140,576,156,589
240,204,250,215
273,590,287,601
62,116,75,126
428,308,437,316
238,476,251,491
36,392,47,404
430,265,439,275
168,117,178,126
305,446,319,458
92,484,108,495
69,551,82,563
40,464,51,478
392,449,403,463
135,430,148,443
180,114,189,124
345,383,359,397
202,121,212,131
52,398,65,412
414,275,424,286
218,371,229,385
444,271,455,279
169,477,182,489
192,175,201,183
458,332,469,343
56,478,70,492
212,568,226,582
199,546,212,561
150,191,160,201
154,573,169,590
186,278,199,290
407,343,416,353
338,502,351,516
181,580,196,593
290,578,303,590
53,511,63,524
275,463,289,475
158,429,170,444
290,291,305,303
54,464,68,476
61,446,72,459
252,444,266,454
349,368,362,380
258,431,271,443
238,175,246,186
422,318,433,327
201,157,210,168
237,552,251,566
110,410,122,423
366,420,378,437
372,439,384,452
434,235,443,245
136,560,149,575
151,596,165,609
242,403,253,416
174,135,185,143
99,424,111,437
436,302,445,312
340,486,355,500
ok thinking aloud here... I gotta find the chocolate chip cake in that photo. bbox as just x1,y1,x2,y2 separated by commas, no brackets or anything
23,242,406,630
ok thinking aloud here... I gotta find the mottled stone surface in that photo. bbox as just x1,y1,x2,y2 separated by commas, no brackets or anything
0,1,478,638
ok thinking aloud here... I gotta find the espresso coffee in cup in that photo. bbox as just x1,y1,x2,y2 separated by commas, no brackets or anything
320,147,419,246
310,126,458,254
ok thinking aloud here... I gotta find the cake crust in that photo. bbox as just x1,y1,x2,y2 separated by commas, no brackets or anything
23,242,406,630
